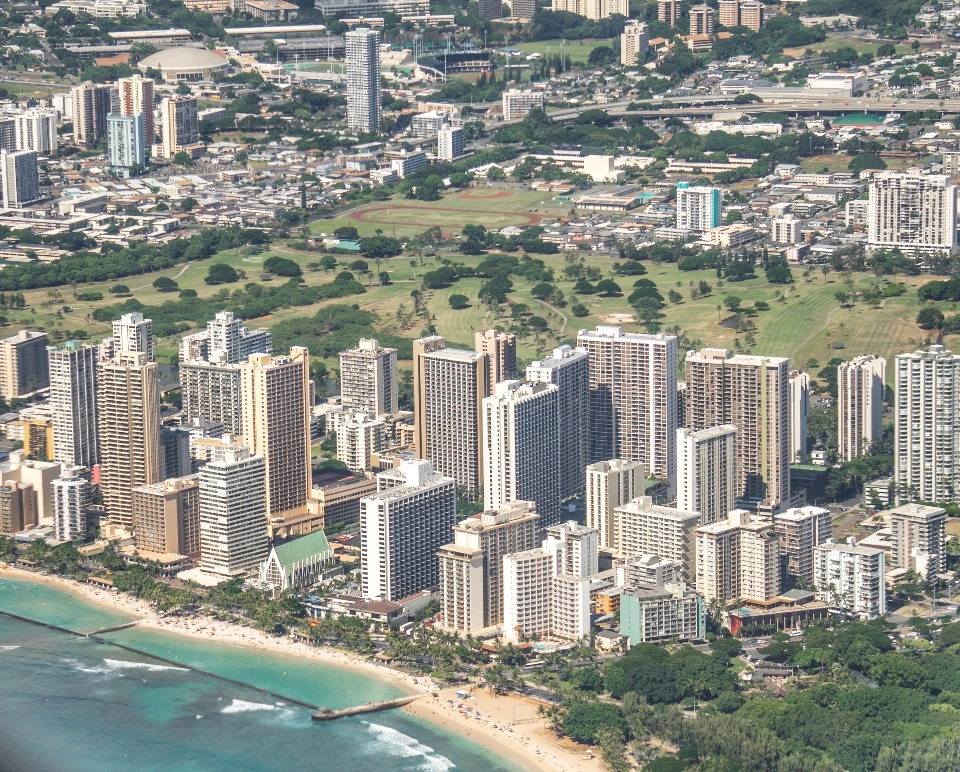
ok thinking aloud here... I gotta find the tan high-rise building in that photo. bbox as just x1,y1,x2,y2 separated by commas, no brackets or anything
718,0,739,26
413,336,489,494
339,337,398,418
789,370,809,463
620,20,650,67
685,348,790,509
889,503,945,581
160,96,201,160
118,74,154,141
438,500,540,632
239,349,311,533
475,329,517,385
738,0,763,31
695,509,780,603
838,355,886,462
689,4,715,34
132,475,200,556
0,481,36,535
98,351,161,526
72,81,111,147
614,496,700,581
657,0,679,25
0,330,48,400
585,458,644,550
577,327,678,487
676,425,737,526
774,505,831,586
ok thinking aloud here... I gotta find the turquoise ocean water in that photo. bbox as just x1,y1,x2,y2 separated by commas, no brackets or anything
0,577,521,772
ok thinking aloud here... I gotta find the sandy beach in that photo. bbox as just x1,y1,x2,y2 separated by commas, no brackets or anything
0,566,598,772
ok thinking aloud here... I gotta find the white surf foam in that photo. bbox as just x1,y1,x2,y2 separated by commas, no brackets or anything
221,699,278,714
0,645,20,650
362,721,456,772
103,658,187,673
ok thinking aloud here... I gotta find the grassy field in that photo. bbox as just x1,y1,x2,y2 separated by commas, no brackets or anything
312,188,571,240
4,189,944,383
783,34,914,59
512,38,612,64
799,154,920,174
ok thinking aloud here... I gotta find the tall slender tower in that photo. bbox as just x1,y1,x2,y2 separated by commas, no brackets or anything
676,425,737,525
160,97,200,159
118,73,155,141
48,341,99,469
71,81,111,147
576,326,677,488
685,348,790,510
113,312,152,360
339,337,398,417
789,370,810,463
527,344,590,500
585,459,644,551
97,351,160,526
345,28,381,134
838,355,886,461
239,349,311,530
475,329,517,385
895,346,960,504
482,380,560,528
413,336,488,495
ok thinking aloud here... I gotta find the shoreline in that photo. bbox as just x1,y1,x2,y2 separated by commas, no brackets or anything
0,567,598,772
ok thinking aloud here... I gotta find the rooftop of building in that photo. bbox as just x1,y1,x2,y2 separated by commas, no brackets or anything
139,47,229,69
615,496,700,521
271,530,331,568
889,503,945,519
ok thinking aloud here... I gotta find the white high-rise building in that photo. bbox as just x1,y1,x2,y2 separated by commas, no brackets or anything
199,446,269,576
48,341,99,469
543,520,598,578
676,184,721,232
360,459,456,601
346,28,381,134
773,505,831,586
676,425,736,526
14,109,58,154
53,467,89,542
527,344,590,500
685,348,790,509
585,458,644,550
868,171,956,253
437,500,539,632
771,215,802,245
814,538,886,618
1,149,40,209
180,311,272,365
695,509,780,603
620,20,649,66
339,337,397,418
501,89,546,121
107,113,146,172
336,411,386,473
113,312,152,358
160,96,200,159
437,126,464,161
895,345,960,504
482,380,560,528
615,496,700,580
838,355,885,462
789,370,809,463
577,327,678,487
889,503,946,581
72,81,111,147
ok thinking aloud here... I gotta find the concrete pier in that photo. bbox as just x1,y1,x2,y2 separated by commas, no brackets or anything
312,695,422,721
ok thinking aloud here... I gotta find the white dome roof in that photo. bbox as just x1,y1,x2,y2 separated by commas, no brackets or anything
140,47,228,70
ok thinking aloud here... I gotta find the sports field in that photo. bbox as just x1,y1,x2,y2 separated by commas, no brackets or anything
512,39,613,64
312,188,570,240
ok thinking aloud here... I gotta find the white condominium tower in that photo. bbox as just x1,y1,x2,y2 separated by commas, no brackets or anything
413,336,489,495
53,467,89,542
1,149,40,209
838,355,886,461
895,345,960,504
360,459,456,601
475,329,517,385
675,183,721,232
118,74,155,140
576,327,678,487
160,96,200,159
543,521,599,578
789,370,809,463
620,20,649,66
97,351,161,526
437,501,539,632
113,312,152,359
339,337,398,417
695,510,780,603
14,109,58,154
889,503,946,581
685,348,790,509
585,458,644,550
527,344,590,500
676,425,736,526
180,362,243,434
239,349,312,532
814,538,886,618
199,446,268,576
336,411,386,473
482,380,560,528
48,341,99,469
72,81,111,147
346,28,381,134
614,496,700,580
868,172,956,253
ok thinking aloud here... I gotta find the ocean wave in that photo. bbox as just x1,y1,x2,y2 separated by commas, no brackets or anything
221,699,278,714
103,659,187,673
362,722,456,772
0,645,20,650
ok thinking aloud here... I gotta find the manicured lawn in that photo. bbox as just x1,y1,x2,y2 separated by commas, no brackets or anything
782,34,913,59
512,38,613,64
800,154,921,174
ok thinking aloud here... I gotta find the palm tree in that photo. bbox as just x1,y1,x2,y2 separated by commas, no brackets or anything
716,304,722,323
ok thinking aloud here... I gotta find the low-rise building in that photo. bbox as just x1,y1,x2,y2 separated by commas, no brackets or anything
620,581,704,645
258,530,334,592
813,537,886,618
